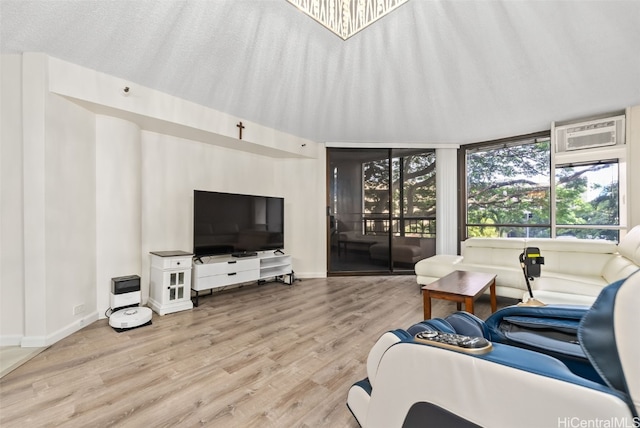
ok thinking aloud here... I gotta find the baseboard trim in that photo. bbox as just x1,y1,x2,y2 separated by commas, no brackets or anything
0,335,24,347
20,311,99,348
295,272,327,279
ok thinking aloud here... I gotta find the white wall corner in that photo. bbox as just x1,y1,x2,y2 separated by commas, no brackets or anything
435,148,459,255
21,311,99,348
21,52,49,340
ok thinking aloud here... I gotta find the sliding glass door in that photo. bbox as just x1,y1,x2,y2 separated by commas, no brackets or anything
391,149,437,272
328,148,390,273
327,148,436,274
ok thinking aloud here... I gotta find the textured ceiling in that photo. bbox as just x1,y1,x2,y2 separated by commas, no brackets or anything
2,0,639,145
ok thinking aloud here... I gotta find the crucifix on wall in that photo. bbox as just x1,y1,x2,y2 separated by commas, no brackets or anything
236,121,245,140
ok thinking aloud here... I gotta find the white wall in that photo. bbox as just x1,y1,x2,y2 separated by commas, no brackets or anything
435,148,458,255
1,53,326,346
7,53,100,347
96,115,141,316
41,88,98,344
0,55,25,345
21,53,49,346
43,86,98,344
277,147,328,277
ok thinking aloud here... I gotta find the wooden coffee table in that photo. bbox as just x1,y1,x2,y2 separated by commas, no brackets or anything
421,270,497,319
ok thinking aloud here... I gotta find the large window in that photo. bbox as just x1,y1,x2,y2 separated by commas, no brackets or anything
464,135,551,238
555,160,619,240
463,133,622,241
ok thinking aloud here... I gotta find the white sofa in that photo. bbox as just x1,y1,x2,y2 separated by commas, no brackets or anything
414,225,640,306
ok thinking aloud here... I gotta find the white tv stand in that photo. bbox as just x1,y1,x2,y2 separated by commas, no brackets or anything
191,251,293,306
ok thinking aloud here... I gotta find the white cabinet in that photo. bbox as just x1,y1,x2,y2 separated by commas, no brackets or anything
192,252,293,306
148,251,194,315
192,257,260,291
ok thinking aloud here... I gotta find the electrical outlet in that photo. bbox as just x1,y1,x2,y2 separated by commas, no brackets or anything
73,304,85,315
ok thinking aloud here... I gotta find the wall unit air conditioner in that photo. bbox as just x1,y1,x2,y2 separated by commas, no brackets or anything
555,115,625,153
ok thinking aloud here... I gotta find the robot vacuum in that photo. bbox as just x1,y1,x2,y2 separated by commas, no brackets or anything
109,274,152,332
109,306,153,332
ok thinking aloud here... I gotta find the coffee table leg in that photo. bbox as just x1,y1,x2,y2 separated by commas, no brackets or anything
465,297,474,315
456,302,462,311
423,290,432,320
490,280,497,313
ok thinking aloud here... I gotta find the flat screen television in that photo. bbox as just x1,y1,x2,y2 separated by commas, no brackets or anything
193,190,284,258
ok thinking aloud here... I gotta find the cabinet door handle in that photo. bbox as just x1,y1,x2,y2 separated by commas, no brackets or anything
228,272,237,276
228,261,237,264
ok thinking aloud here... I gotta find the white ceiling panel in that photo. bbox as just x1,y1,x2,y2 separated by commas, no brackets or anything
2,0,639,145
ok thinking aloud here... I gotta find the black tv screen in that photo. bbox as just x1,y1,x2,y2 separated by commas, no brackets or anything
193,190,284,257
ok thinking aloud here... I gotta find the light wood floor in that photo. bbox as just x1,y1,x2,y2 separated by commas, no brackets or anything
0,276,514,427
0,347,46,379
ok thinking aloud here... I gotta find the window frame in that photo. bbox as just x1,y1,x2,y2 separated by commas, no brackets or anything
458,131,551,241
459,129,626,242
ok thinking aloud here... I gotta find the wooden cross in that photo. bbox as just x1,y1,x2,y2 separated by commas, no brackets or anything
236,121,245,140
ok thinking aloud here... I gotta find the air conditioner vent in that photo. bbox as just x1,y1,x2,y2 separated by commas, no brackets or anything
566,125,616,151
555,115,625,153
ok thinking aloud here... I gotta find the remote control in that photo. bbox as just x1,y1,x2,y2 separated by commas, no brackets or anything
414,330,493,354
